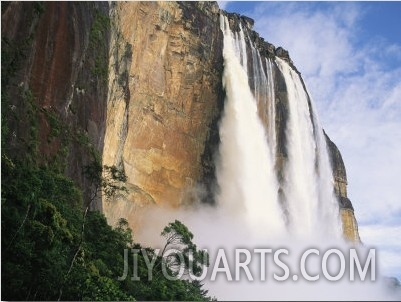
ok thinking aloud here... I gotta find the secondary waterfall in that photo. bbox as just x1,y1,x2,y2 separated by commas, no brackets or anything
275,58,341,238
217,15,342,239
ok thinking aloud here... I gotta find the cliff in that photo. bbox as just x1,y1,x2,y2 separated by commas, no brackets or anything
1,1,360,241
325,133,361,241
102,2,224,223
2,1,110,206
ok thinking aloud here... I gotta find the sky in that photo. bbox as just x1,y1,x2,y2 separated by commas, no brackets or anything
218,1,401,280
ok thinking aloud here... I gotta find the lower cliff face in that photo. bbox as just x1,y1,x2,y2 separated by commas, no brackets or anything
2,1,360,241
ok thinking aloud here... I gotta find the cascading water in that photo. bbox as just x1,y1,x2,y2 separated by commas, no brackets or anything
275,58,341,238
217,15,284,234
310,92,343,238
249,37,277,163
217,15,342,239
265,58,277,161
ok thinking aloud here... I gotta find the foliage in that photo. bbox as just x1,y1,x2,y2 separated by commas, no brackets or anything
1,159,82,300
83,159,128,201
89,9,110,80
1,155,214,300
161,220,210,278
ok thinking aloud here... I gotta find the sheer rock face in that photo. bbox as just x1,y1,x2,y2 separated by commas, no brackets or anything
2,1,359,240
102,2,224,224
1,2,110,206
325,134,361,242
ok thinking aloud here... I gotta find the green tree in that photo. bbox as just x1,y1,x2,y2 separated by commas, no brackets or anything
161,220,209,278
58,159,128,300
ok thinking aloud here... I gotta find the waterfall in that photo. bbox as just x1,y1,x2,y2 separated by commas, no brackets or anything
217,15,284,234
217,15,342,239
310,94,343,238
275,58,321,236
275,58,341,238
248,38,277,163
266,58,277,161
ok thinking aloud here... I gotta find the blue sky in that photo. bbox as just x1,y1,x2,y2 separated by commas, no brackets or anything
219,1,401,279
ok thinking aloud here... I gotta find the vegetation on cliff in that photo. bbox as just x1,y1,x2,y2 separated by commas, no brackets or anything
1,151,214,301
0,85,213,300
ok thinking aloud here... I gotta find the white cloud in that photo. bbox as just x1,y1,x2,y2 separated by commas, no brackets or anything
360,225,401,277
253,3,361,75
325,68,401,226
248,2,401,278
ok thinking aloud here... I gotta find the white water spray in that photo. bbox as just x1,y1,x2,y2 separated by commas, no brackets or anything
217,15,342,238
249,37,277,163
266,58,277,161
275,57,341,238
310,93,343,238
217,15,284,235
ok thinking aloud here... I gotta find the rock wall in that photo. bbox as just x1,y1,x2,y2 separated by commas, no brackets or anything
325,134,361,242
2,1,110,206
102,1,224,224
2,1,360,241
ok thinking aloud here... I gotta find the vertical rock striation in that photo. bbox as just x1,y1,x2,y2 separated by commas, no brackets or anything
2,2,110,206
102,2,224,224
